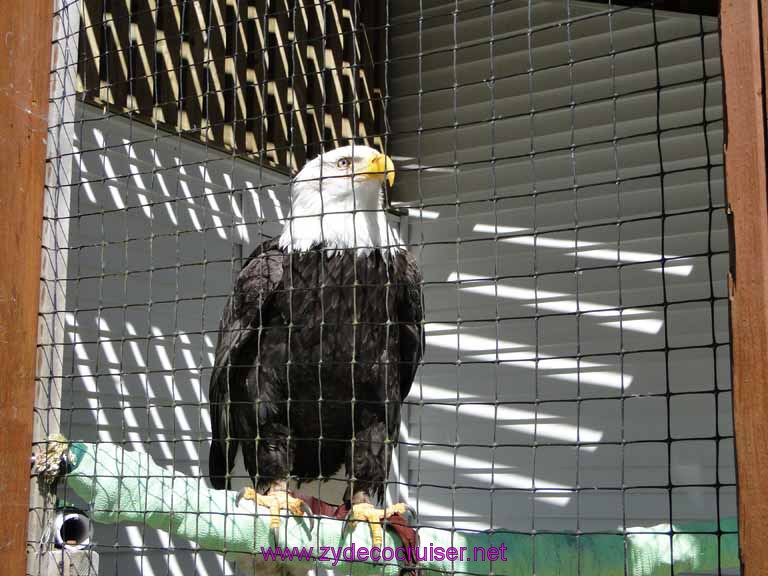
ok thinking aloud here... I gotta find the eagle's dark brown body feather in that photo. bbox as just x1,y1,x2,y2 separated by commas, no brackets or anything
209,238,423,501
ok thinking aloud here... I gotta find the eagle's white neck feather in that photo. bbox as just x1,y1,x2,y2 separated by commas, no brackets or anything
278,147,403,255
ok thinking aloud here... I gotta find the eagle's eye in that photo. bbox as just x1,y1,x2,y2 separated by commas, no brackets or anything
336,157,351,169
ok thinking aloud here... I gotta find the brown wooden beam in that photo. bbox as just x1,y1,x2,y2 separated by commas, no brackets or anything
721,1,768,574
0,0,53,572
588,0,718,17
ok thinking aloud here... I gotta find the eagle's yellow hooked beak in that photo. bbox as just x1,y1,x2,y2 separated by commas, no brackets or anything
363,153,396,188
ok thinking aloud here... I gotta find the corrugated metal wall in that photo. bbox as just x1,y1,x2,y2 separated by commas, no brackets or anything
388,0,733,535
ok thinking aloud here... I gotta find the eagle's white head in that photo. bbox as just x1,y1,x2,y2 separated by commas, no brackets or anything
278,145,403,254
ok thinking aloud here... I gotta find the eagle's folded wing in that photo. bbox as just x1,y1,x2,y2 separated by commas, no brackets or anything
208,240,284,489
397,251,424,407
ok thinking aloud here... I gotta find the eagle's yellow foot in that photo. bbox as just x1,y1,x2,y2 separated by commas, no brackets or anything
237,486,314,541
343,502,414,549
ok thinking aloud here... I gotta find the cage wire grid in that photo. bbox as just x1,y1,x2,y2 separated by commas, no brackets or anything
32,0,736,575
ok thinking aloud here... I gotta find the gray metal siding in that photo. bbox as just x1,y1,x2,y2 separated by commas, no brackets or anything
388,1,732,534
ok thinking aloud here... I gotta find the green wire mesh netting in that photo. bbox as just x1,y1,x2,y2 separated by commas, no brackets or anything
33,0,736,575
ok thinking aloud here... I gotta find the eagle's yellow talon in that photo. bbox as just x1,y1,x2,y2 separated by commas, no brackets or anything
239,487,308,530
344,502,412,549
384,503,410,517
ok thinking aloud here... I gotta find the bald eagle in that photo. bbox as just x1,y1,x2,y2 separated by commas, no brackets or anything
208,145,423,544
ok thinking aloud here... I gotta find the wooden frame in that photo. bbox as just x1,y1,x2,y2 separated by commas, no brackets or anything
721,1,768,575
0,0,54,573
589,0,718,16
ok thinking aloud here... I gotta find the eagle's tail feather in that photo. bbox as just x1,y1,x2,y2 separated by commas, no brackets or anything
209,437,237,490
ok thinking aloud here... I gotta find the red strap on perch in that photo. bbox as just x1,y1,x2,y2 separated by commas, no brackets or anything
294,492,420,574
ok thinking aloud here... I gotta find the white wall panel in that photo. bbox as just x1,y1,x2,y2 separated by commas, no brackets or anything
61,103,290,576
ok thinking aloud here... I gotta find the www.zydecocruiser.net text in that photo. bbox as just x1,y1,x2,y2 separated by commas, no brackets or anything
260,543,509,566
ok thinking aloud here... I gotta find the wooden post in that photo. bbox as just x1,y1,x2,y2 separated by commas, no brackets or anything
721,1,768,574
26,1,79,574
0,0,54,573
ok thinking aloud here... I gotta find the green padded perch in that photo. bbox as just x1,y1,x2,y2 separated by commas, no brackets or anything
56,441,739,575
